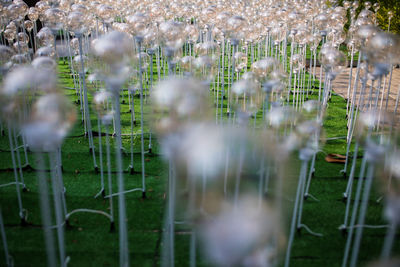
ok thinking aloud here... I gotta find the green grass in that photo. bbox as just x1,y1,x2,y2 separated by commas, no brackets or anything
0,59,398,267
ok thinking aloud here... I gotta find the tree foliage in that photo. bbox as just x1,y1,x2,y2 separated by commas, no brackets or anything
336,0,400,34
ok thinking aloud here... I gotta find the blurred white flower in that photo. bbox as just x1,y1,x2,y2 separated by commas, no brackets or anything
200,196,279,266
179,123,225,178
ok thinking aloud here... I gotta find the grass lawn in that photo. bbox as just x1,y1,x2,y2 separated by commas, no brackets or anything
0,58,398,267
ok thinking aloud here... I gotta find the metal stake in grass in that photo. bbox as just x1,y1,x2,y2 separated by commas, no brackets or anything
137,37,147,198
6,122,26,224
0,208,13,267
91,31,134,266
349,140,385,267
77,33,98,172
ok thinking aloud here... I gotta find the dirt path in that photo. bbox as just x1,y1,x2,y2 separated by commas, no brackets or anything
314,66,400,126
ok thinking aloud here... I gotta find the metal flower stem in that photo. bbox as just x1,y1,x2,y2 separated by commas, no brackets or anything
296,157,310,230
49,151,67,267
341,142,360,229
214,52,218,107
258,154,266,207
77,34,98,171
36,152,57,267
166,51,175,75
284,158,308,267
56,147,68,217
341,52,363,177
12,126,26,189
163,50,168,78
137,39,146,197
263,85,270,121
19,100,30,166
297,149,323,236
287,41,295,101
389,86,400,136
317,45,325,103
168,160,175,266
0,209,12,267
302,45,307,103
162,159,176,267
95,116,105,198
367,81,375,110
377,74,387,117
33,21,38,52
28,29,34,58
344,81,367,207
278,40,282,62
148,51,154,153
264,32,269,58
66,33,80,96
292,72,297,108
373,78,383,114
321,73,330,110
216,45,221,122
381,220,398,260
346,46,355,117
304,144,317,198
229,41,238,116
226,42,231,114
200,165,208,208
129,90,135,174
52,30,58,59
234,135,246,208
304,77,333,199
113,92,130,267
79,78,85,125
105,124,115,229
220,36,225,123
308,47,313,98
7,123,24,223
270,36,274,56
62,29,68,58
156,47,161,81
129,84,136,118
223,125,232,196
299,64,304,109
378,66,394,128
343,67,369,206
188,173,197,267
283,35,288,72
313,48,317,90
342,154,368,267
190,231,196,267
264,161,272,195
349,161,376,267
66,32,84,120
